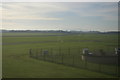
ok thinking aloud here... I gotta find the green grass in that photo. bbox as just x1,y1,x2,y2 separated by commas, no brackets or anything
31,50,118,76
2,32,119,78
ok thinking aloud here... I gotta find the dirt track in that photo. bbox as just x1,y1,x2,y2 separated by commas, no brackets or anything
3,41,58,45
2,35,66,37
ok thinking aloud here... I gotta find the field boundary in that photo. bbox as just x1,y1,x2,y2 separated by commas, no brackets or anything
29,48,118,77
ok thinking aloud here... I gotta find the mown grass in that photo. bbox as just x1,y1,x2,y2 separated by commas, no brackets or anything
31,50,118,76
2,32,119,78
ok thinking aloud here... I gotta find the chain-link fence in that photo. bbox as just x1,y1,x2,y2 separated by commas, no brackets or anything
29,48,118,76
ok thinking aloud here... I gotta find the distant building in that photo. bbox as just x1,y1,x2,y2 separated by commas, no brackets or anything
115,48,120,55
83,48,93,55
83,48,89,55
81,48,118,65
43,50,48,55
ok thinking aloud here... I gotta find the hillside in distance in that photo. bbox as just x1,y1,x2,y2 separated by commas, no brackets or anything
1,29,120,34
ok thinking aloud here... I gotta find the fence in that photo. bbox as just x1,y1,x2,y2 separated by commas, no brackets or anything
29,48,118,76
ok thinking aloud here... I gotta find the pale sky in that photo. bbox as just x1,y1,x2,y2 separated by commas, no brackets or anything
1,0,119,2
1,2,118,31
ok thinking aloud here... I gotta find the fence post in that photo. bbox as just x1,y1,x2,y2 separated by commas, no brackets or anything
73,56,74,66
36,50,38,59
52,54,54,62
44,54,46,61
29,49,32,57
40,48,42,56
61,54,63,64
50,48,53,62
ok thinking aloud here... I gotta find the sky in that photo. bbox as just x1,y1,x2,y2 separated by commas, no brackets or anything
1,2,118,31
1,0,119,2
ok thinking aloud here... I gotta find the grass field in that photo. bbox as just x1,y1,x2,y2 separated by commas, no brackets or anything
2,32,119,78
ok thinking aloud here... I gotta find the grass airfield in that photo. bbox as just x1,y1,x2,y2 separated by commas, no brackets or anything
2,32,118,78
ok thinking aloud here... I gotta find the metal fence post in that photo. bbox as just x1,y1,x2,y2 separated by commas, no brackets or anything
41,48,43,60
62,54,63,64
36,50,38,59
50,48,53,62
52,54,54,62
29,49,32,57
44,54,46,61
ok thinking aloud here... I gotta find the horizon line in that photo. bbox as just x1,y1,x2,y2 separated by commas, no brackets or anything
1,29,119,32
